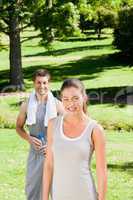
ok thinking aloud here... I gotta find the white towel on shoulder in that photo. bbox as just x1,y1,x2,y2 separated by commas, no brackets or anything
26,90,57,127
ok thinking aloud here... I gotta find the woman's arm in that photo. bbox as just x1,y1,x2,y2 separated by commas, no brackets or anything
42,119,54,200
92,125,107,200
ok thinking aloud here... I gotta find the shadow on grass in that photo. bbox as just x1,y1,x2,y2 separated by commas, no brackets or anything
60,36,108,42
21,53,125,83
108,162,133,170
0,53,129,85
21,33,41,44
24,43,112,57
0,45,8,51
0,70,10,91
0,53,132,105
108,162,133,176
21,29,109,46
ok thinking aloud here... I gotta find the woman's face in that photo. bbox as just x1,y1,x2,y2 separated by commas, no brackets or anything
61,87,85,114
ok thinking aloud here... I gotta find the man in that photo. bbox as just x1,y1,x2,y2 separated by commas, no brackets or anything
16,69,64,200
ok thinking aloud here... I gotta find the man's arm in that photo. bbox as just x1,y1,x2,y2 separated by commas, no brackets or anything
16,102,31,143
16,102,42,150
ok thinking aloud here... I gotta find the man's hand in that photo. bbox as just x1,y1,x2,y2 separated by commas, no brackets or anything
40,144,47,155
29,136,47,154
29,136,42,151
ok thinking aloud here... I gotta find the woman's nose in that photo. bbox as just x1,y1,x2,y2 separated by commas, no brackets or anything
68,99,75,105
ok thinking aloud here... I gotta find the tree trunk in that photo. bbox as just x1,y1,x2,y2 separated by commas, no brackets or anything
8,2,24,90
45,0,54,43
97,28,101,39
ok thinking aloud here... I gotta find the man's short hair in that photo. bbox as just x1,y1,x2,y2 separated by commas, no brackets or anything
32,69,51,82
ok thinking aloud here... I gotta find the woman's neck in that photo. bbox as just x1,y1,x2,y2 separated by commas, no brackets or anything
65,112,88,123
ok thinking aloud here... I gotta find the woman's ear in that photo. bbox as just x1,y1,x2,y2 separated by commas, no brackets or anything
83,94,89,103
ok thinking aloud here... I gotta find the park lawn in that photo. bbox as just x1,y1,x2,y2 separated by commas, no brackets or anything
0,28,133,91
0,27,133,199
0,129,28,200
0,129,133,200
0,94,133,130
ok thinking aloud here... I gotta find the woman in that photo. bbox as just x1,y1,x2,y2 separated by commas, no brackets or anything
43,78,107,200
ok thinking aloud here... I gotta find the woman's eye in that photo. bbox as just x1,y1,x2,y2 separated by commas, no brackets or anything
63,98,68,101
73,97,79,101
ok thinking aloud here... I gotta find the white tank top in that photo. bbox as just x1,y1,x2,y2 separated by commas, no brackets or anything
51,115,98,200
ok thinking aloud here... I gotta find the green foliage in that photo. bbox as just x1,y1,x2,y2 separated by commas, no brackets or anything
31,6,54,46
78,3,93,21
78,1,94,31
113,6,133,57
0,115,15,129
32,2,81,46
88,0,113,8
88,0,133,8
54,2,81,38
94,6,117,29
89,104,133,131
0,0,32,35
120,0,133,7
76,1,118,34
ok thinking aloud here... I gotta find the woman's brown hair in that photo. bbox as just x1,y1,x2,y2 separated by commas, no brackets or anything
60,78,88,113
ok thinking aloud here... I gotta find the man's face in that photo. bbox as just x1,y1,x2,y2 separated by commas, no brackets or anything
34,76,49,96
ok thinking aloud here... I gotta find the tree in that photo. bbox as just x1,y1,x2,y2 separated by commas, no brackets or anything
79,0,119,39
94,6,117,39
32,1,81,47
0,0,81,90
8,0,24,90
113,6,133,58
0,0,43,90
45,0,54,44
0,0,26,90
77,0,94,33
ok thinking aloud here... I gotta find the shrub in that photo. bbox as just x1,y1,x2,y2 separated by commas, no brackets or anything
0,115,15,129
113,6,133,57
94,6,117,38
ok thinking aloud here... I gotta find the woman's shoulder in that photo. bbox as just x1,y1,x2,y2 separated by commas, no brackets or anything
90,119,105,141
48,114,63,127
89,118,104,137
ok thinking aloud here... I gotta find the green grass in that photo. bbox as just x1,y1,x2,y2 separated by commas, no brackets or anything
0,27,133,200
0,28,133,90
105,131,133,200
0,129,28,200
0,95,133,130
0,28,133,130
0,96,19,128
89,104,133,131
0,94,132,131
0,129,133,200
